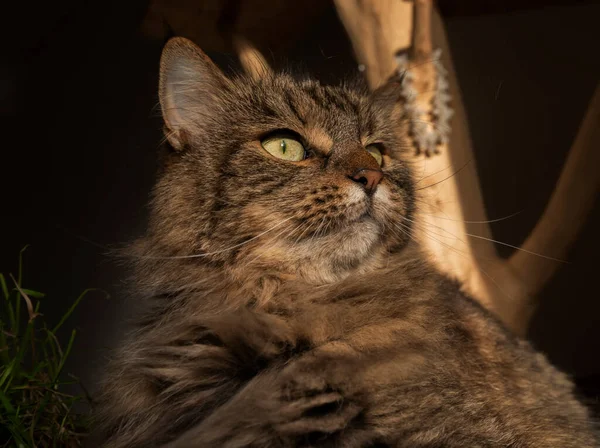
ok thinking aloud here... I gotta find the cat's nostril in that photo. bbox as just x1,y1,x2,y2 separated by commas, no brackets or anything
349,169,383,194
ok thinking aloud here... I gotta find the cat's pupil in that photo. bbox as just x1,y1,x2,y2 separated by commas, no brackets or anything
280,140,287,154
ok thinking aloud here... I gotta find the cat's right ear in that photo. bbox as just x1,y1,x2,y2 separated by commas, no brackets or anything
370,71,405,115
159,37,229,150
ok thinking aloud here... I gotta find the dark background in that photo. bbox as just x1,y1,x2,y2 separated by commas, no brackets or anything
2,0,599,410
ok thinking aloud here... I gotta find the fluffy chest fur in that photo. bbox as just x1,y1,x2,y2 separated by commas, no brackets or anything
97,253,596,447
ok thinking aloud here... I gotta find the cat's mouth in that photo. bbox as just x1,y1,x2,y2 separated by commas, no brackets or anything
258,182,406,261
289,188,388,245
348,205,378,227
297,195,372,238
332,184,392,226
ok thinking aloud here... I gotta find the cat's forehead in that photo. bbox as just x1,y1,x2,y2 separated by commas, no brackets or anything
231,74,378,144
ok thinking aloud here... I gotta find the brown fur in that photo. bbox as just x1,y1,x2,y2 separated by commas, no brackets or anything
94,38,598,447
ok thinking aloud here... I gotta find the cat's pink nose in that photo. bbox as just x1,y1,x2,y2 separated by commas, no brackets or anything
350,169,383,194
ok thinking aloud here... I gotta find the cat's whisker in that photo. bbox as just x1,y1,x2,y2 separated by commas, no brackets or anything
417,210,523,225
394,220,428,243
395,219,516,301
463,231,568,263
286,219,314,248
286,221,311,246
293,217,320,245
307,216,329,246
244,217,317,269
384,221,412,249
415,159,472,191
321,215,335,238
400,219,497,266
413,196,457,209
407,214,488,250
392,220,419,243
243,222,299,268
317,215,333,239
414,161,455,184
406,214,568,263
412,222,460,244
396,219,469,261
205,216,297,256
397,54,444,78
132,217,295,260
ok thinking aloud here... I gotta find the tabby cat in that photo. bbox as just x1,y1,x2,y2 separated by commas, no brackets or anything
95,37,598,447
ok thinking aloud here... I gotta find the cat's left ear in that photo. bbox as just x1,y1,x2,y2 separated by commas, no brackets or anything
159,37,230,150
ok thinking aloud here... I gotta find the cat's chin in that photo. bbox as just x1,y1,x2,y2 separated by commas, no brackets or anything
281,217,388,284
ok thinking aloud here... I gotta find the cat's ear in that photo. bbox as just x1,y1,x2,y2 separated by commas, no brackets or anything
233,36,272,81
159,37,229,150
371,71,405,114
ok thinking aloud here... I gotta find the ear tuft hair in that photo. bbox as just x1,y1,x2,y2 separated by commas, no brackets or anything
233,36,272,82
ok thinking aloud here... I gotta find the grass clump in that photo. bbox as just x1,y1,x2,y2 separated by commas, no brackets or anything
0,247,100,447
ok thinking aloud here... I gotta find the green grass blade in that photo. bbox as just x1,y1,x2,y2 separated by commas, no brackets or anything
56,407,71,444
1,249,92,445
0,273,8,300
0,389,29,447
5,299,16,333
13,289,21,336
0,383,15,413
0,322,9,364
42,329,58,380
29,392,52,441
19,289,45,299
53,330,76,383
12,246,30,337
17,245,29,287
6,320,35,393
51,289,98,334
0,359,15,390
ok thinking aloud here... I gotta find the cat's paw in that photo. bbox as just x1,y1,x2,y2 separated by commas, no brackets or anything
271,353,363,437
205,309,298,363
275,389,362,436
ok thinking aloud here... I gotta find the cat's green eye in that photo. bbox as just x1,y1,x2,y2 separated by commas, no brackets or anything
261,135,306,162
366,145,384,166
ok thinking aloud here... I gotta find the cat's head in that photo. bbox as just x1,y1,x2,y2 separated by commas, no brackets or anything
147,37,415,285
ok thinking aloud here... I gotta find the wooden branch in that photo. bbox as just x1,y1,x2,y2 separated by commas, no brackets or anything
334,0,600,336
333,0,414,88
481,85,600,333
423,5,500,304
412,0,433,62
507,83,600,308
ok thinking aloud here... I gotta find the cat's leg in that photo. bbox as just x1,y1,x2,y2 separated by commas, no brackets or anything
163,366,364,448
94,309,299,447
163,340,397,448
93,329,241,448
